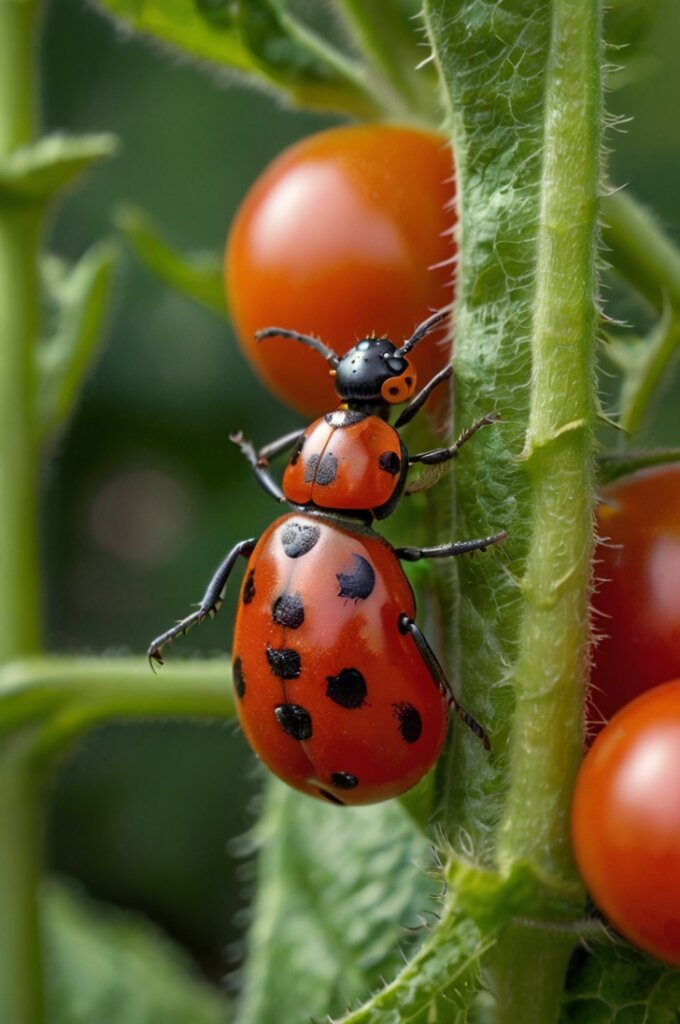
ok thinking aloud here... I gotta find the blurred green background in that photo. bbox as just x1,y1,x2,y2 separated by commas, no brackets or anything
38,0,680,982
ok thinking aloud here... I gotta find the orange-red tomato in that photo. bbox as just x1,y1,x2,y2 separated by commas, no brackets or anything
225,125,455,416
572,680,680,965
589,465,680,728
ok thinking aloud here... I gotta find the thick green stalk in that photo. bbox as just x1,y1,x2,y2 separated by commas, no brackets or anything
424,0,601,1019
0,0,41,662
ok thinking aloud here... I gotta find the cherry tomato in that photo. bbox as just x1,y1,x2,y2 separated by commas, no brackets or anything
572,679,680,966
225,125,455,416
590,464,680,728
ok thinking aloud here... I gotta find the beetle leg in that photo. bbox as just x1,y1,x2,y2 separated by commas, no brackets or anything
409,412,500,466
147,537,256,667
394,365,452,429
395,530,507,562
229,431,296,503
398,614,490,750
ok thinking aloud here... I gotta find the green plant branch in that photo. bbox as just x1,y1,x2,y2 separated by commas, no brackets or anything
601,188,680,314
0,656,234,744
332,0,438,122
614,309,680,436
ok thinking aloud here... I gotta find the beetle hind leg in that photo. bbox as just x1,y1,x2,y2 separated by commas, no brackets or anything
398,614,491,750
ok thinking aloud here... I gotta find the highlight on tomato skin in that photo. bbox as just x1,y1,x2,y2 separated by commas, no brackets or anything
225,124,455,417
589,463,680,731
571,679,680,967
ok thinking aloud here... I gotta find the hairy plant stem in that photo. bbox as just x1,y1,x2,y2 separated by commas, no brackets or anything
424,0,601,1019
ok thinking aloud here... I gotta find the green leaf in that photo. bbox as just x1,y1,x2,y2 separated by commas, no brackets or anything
117,206,227,318
0,134,118,205
236,781,438,1024
90,0,382,118
43,881,231,1024
37,241,119,438
561,940,680,1023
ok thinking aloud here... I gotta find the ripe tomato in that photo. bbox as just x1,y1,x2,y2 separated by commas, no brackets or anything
572,679,680,966
590,464,680,728
225,125,455,416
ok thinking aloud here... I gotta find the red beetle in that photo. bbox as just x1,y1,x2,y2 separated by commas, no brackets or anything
149,311,505,805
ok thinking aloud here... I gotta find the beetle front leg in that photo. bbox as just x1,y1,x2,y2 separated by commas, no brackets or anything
148,537,256,666
230,429,303,503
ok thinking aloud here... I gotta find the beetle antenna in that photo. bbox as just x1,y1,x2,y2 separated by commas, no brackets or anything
256,327,340,368
396,309,449,357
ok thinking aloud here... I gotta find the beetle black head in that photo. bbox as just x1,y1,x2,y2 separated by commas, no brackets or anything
255,309,448,408
334,337,417,405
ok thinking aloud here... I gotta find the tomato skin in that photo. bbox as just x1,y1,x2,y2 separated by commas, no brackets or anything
590,464,680,727
572,680,680,966
225,125,454,416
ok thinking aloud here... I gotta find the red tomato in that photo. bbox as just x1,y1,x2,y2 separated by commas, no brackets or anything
225,125,455,416
590,464,680,728
572,680,680,966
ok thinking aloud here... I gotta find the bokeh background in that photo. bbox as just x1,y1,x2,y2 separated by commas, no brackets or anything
39,0,680,981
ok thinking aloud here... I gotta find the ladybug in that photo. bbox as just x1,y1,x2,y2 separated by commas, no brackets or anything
148,310,506,806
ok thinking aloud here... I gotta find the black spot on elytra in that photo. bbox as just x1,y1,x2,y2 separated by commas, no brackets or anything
317,788,346,805
379,451,401,475
290,435,305,466
392,702,422,744
232,657,245,699
303,452,338,486
266,645,301,680
281,521,320,558
326,667,367,709
275,703,312,741
272,592,305,630
330,771,359,790
242,570,256,605
337,554,375,600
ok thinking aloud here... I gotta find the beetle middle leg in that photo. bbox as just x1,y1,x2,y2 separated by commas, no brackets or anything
409,412,500,467
148,537,256,666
